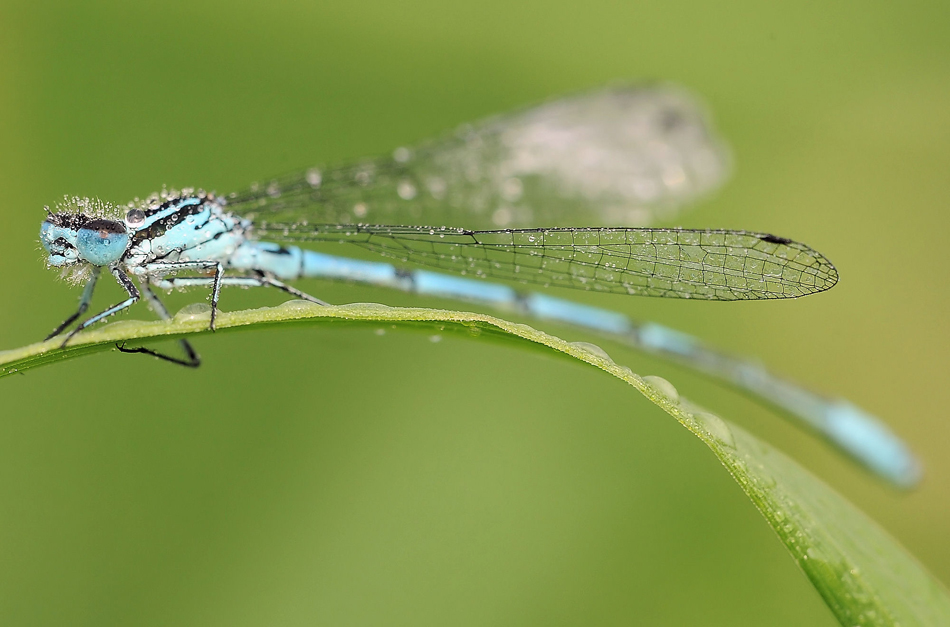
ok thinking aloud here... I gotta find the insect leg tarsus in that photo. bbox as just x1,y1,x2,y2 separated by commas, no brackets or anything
115,341,200,368
118,282,202,367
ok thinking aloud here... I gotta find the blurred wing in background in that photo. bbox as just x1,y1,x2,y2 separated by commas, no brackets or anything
216,85,917,486
227,84,731,230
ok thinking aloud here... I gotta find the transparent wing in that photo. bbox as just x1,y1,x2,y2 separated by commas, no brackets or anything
256,224,837,300
226,84,731,230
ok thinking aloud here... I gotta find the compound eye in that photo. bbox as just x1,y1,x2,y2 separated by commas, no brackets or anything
76,219,129,266
39,221,55,252
125,208,146,228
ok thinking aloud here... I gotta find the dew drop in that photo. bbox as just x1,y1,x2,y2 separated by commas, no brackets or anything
353,302,393,312
492,208,512,226
306,168,322,188
397,179,417,200
426,177,447,199
501,177,523,201
642,375,679,403
174,302,212,320
693,410,735,448
661,165,687,188
355,170,372,186
276,298,323,311
570,341,611,361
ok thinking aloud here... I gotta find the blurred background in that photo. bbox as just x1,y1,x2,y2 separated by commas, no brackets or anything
1,1,948,625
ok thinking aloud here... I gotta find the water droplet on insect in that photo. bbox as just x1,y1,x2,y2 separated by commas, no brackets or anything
429,335,442,343
492,208,512,226
661,165,686,189
397,180,417,200
426,177,447,199
306,168,322,187
501,177,523,201
393,146,411,163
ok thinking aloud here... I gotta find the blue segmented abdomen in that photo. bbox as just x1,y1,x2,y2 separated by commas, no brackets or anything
227,241,305,278
228,241,404,287
243,242,636,337
522,293,633,334
237,243,645,335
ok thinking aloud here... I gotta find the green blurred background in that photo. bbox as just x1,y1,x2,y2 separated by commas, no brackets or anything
1,1,948,624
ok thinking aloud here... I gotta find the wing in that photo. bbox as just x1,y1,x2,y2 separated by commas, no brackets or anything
254,224,838,300
225,84,731,230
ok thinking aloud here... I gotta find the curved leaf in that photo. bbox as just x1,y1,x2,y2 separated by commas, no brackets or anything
1,301,947,625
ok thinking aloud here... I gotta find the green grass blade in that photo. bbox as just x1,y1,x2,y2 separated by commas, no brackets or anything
1,300,948,625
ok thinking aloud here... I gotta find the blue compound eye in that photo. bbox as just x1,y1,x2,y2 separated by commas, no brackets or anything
39,221,54,252
76,219,129,266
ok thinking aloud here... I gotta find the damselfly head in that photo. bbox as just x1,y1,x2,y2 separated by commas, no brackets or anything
40,197,130,268
40,212,85,267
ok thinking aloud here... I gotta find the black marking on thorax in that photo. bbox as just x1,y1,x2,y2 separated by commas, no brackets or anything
132,197,215,243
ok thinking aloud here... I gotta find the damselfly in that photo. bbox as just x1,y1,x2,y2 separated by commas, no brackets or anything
36,85,918,487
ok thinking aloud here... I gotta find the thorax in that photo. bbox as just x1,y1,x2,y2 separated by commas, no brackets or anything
124,195,250,271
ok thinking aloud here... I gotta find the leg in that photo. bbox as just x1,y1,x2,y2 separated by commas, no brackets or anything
61,266,139,347
144,260,224,330
252,272,330,306
114,283,201,367
116,342,201,368
157,273,330,306
45,266,102,340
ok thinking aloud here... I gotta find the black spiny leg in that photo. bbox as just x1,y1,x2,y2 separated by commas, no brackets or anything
141,260,224,331
210,261,223,330
61,266,140,347
115,283,201,368
116,342,200,368
252,271,330,306
156,272,331,306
